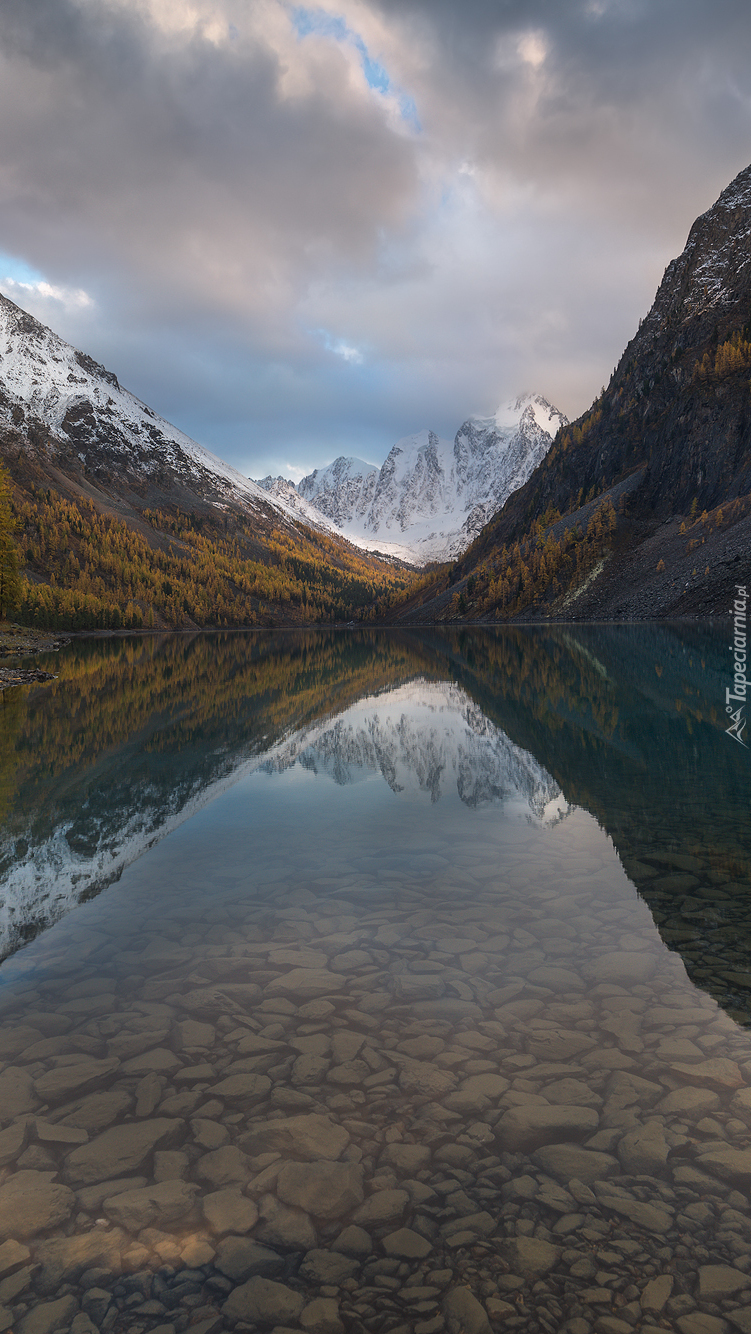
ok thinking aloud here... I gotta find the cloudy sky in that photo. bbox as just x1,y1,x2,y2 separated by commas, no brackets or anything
1,0,750,480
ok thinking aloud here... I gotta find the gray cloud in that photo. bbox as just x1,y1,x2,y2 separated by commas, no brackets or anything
0,0,417,308
1,0,751,476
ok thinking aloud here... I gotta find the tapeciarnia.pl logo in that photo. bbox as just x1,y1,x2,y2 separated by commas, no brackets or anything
726,583,748,747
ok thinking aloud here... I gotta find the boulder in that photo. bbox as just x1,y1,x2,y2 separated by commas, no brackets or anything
195,1145,251,1189
214,1236,284,1283
276,1161,364,1220
292,1054,329,1085
698,1266,751,1300
0,1121,28,1167
172,1019,216,1049
17,1295,79,1334
331,1031,366,1062
641,1274,673,1314
300,1249,360,1284
223,1275,305,1324
443,1286,492,1334
656,1087,720,1119
202,1189,259,1236
352,1189,408,1229
678,1313,738,1334
210,1073,271,1103
381,1227,432,1259
63,1118,183,1185
102,1179,199,1232
326,1060,369,1087
34,1120,88,1146
505,1236,560,1278
525,1030,596,1062
0,1171,75,1241
76,1177,149,1213
497,1104,599,1153
396,1059,456,1099
528,965,584,991
255,1193,317,1250
239,1114,349,1161
59,1090,132,1132
300,1296,345,1334
265,969,346,1000
34,1058,120,1105
379,1143,430,1174
670,1059,743,1091
618,1121,671,1177
0,1067,36,1124
586,952,657,985
332,1225,372,1256
730,1088,751,1125
0,1026,44,1061
70,1317,99,1334
0,1239,31,1278
697,1146,751,1187
32,1230,125,1296
121,1047,182,1077
598,1194,673,1233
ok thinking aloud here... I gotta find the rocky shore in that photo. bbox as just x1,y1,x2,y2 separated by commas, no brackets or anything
0,626,69,658
2,840,751,1334
0,624,67,689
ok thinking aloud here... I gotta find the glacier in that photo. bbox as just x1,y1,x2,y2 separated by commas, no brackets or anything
262,393,568,566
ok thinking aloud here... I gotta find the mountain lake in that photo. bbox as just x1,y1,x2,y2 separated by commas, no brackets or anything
0,624,749,1334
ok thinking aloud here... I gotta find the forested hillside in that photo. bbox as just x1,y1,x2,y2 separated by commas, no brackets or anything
2,464,414,629
0,292,418,630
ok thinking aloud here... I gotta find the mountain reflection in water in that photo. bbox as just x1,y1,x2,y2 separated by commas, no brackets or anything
261,680,566,818
0,625,749,1026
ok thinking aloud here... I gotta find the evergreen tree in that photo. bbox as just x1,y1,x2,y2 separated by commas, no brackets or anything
0,463,20,621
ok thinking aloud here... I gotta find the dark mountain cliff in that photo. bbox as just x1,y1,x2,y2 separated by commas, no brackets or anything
519,161,751,522
393,163,751,624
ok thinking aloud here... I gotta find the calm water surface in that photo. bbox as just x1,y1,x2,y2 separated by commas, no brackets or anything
0,626,749,1334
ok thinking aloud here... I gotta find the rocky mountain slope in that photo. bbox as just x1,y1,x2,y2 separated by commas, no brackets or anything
393,162,751,622
260,394,567,565
0,294,414,627
0,293,335,536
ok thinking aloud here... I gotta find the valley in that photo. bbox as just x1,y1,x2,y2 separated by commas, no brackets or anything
1,164,751,632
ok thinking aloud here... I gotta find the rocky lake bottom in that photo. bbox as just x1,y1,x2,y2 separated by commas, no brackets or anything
0,626,749,1334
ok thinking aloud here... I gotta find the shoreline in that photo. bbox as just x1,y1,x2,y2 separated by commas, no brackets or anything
0,615,726,687
0,612,728,649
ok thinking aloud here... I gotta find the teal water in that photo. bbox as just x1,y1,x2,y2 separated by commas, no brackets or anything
0,626,749,1334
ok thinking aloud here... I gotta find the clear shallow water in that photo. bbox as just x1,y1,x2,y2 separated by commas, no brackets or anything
0,626,749,1334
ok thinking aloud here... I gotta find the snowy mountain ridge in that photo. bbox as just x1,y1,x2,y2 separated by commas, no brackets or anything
273,393,568,565
0,290,565,569
262,677,568,818
0,292,337,538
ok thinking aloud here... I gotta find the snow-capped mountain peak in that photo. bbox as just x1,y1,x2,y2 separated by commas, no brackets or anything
290,393,568,565
0,291,338,539
491,392,568,436
296,456,380,528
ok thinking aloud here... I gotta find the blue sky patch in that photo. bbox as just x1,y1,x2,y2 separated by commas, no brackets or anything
0,252,45,286
291,6,418,125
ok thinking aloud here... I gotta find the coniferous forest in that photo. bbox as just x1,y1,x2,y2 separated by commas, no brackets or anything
0,463,417,630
